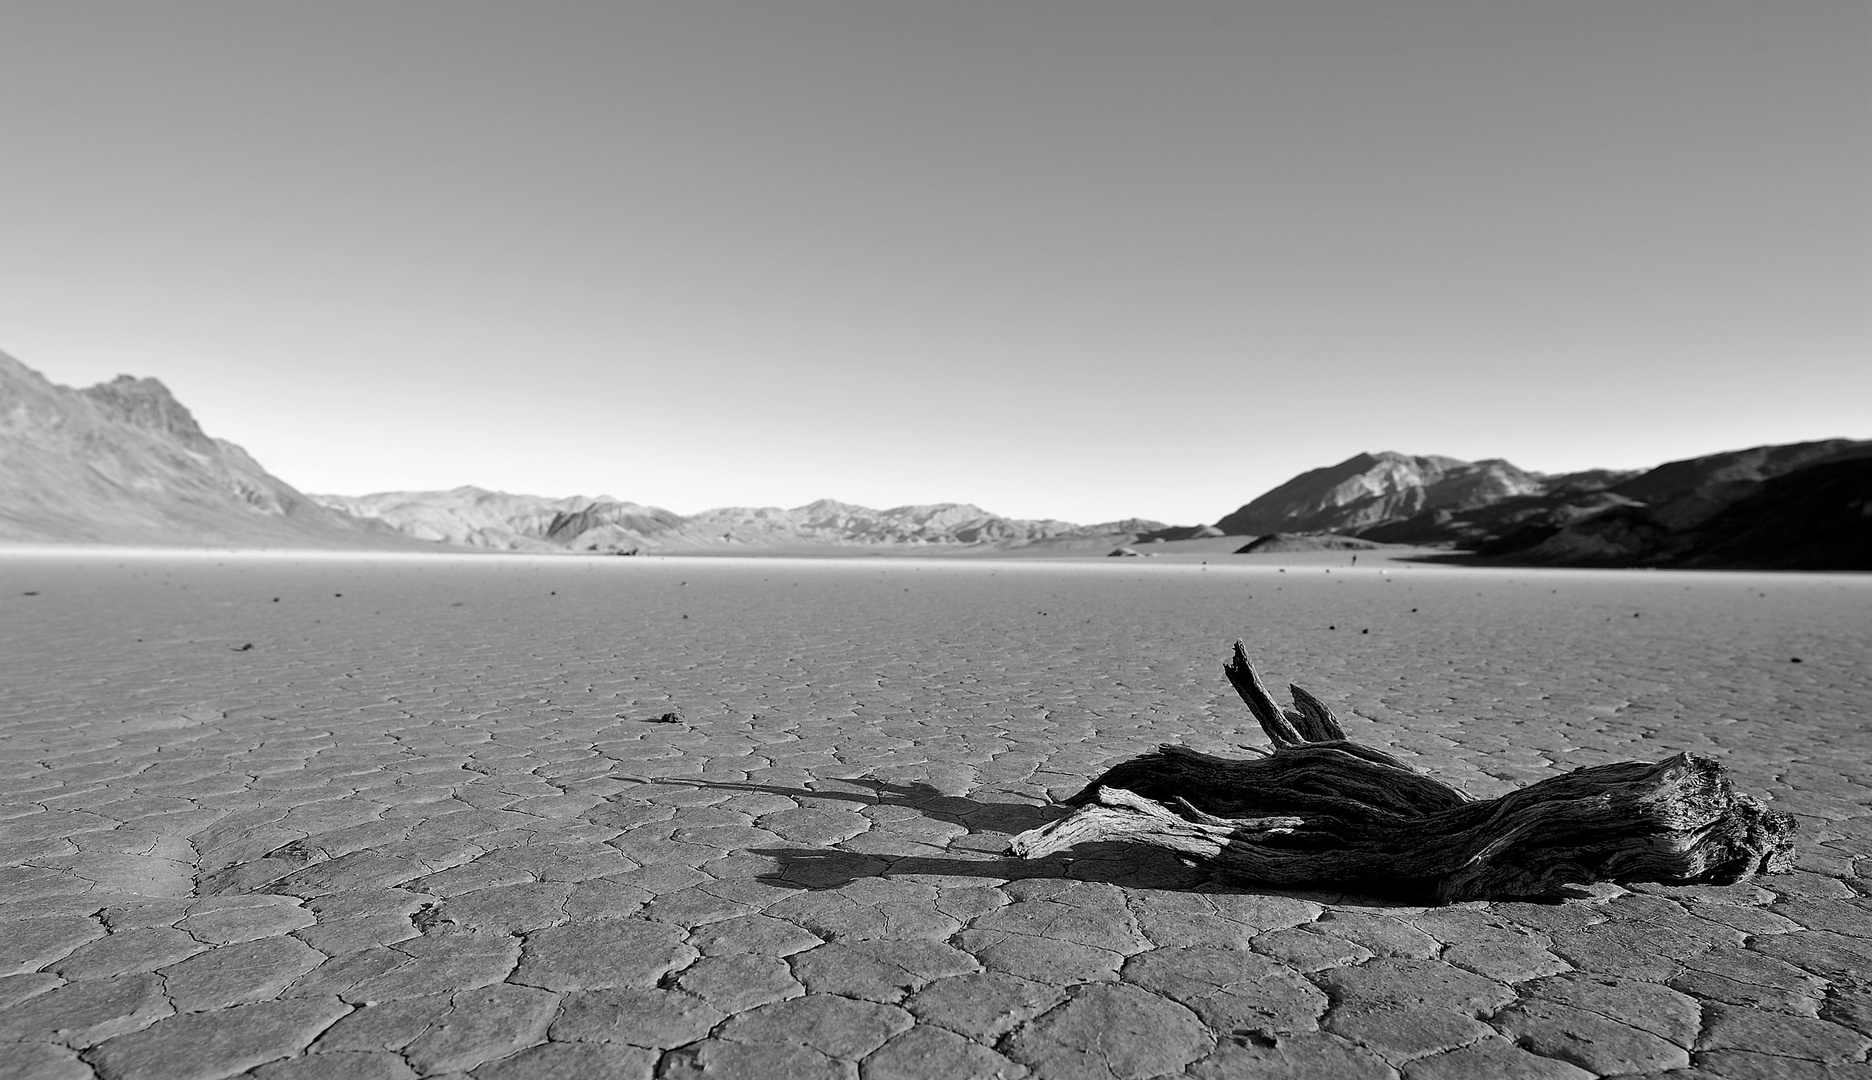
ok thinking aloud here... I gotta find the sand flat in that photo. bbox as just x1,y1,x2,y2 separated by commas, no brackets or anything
2,551,1868,1078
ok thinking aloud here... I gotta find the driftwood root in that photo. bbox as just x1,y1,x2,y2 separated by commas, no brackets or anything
1009,641,1796,903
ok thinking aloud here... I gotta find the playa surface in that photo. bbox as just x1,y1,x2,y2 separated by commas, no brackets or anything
2,551,1868,1079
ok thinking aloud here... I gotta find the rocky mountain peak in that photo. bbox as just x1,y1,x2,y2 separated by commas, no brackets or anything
1214,452,1545,537
78,375,213,449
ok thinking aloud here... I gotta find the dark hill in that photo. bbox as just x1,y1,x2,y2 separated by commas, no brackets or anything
1218,441,1868,571
1235,533,1386,554
1677,452,1872,570
1477,442,1872,570
1358,472,1643,548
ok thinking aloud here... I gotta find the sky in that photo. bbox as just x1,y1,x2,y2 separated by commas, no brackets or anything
2,1,1867,525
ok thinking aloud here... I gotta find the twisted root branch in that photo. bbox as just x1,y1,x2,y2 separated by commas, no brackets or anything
1009,641,1796,903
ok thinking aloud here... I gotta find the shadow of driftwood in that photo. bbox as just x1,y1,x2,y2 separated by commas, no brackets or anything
617,775,1287,894
749,844,1219,892
615,774,1439,904
617,775,1065,836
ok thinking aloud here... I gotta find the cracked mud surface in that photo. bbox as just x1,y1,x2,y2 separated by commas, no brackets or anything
2,552,1869,1079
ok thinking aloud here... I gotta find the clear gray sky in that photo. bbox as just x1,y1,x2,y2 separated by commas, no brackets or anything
2,1,1866,524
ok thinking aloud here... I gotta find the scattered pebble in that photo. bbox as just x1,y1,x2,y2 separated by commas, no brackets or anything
232,643,253,652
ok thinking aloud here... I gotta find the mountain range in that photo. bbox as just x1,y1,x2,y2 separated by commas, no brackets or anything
1218,444,1870,570
313,488,1161,554
1214,453,1563,537
1462,442,1872,570
0,351,1161,553
2,350,1865,569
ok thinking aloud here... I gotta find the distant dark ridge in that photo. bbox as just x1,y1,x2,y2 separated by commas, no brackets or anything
1474,442,1872,571
1677,452,1872,570
1136,524,1225,542
1235,533,1385,554
1207,440,1869,571
1356,472,1641,549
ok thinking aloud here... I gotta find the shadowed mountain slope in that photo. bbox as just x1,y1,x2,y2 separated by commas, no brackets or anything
1675,452,1872,570
0,352,425,548
1234,532,1386,554
1474,440,1872,570
1214,442,1868,570
1358,470,1644,548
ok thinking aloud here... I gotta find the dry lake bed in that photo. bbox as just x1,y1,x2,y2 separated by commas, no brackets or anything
2,551,1869,1080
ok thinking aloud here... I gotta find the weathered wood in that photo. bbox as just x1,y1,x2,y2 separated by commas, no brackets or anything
1010,641,1796,903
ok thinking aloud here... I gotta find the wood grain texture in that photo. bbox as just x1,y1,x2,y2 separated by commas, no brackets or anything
1011,641,1797,903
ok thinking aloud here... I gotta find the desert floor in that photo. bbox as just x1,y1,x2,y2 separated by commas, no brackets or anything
2,551,1868,1080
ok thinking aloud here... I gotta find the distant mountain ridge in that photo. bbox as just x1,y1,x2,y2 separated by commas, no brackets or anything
1214,443,1871,571
0,351,1166,552
0,351,416,547
690,498,1163,549
1468,440,1872,569
1214,452,1567,537
314,488,1164,553
4,349,1863,567
309,488,678,551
